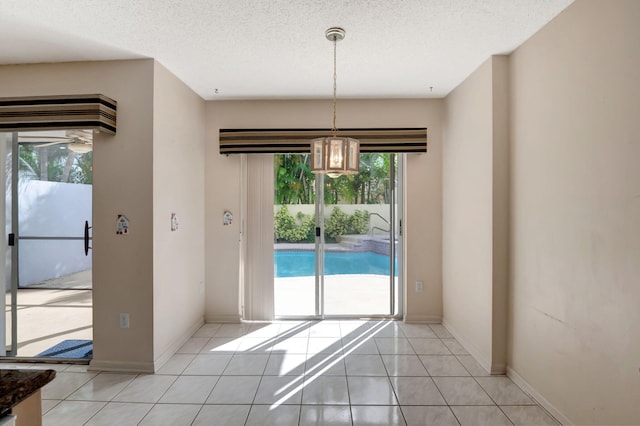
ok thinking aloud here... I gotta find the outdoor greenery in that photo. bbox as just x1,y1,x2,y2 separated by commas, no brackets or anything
274,154,315,204
18,144,92,184
274,152,392,243
325,207,369,241
275,205,369,243
274,153,393,205
274,205,315,243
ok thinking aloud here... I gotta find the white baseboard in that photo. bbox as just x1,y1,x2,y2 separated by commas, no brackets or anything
403,314,442,324
441,318,494,375
205,314,242,323
88,359,154,374
153,316,204,372
507,366,570,425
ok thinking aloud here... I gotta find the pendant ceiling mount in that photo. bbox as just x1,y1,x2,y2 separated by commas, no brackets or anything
325,27,345,42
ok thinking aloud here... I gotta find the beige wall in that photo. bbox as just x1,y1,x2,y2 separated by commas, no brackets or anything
152,62,206,368
508,0,640,423
0,59,156,371
443,58,493,369
490,56,510,375
0,59,206,372
442,56,509,373
205,99,443,322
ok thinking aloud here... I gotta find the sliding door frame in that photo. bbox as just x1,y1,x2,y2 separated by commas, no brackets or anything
319,153,403,320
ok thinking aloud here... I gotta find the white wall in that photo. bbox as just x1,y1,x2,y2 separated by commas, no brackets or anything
18,180,92,285
205,99,443,322
508,0,640,423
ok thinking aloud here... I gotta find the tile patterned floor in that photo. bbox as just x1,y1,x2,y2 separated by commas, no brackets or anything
2,321,561,425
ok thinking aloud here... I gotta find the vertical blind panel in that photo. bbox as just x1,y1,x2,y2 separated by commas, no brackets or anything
0,94,117,134
219,128,427,154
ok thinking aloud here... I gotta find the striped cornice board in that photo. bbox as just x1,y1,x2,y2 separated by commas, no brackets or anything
219,128,427,154
0,94,117,134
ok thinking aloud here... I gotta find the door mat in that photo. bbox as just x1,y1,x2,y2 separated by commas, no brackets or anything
36,340,93,359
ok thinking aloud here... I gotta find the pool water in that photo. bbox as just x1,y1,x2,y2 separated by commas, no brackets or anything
275,251,398,278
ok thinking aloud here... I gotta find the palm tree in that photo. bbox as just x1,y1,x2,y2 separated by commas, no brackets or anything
274,154,314,204
18,144,92,184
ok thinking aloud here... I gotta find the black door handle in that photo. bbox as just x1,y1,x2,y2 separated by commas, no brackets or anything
84,220,92,256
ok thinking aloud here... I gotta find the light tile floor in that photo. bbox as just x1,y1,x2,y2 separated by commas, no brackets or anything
1,321,561,425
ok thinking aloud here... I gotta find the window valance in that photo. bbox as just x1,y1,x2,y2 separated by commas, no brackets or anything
219,128,427,154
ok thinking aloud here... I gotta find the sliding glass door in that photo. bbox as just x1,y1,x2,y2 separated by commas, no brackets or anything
322,153,399,316
273,153,402,318
273,154,318,316
2,130,93,359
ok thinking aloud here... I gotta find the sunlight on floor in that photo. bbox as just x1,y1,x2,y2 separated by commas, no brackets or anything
200,321,419,410
4,289,92,357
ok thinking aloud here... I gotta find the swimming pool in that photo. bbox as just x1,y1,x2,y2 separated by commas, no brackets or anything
274,251,398,278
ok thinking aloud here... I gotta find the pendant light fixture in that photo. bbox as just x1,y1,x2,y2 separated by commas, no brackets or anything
311,27,359,178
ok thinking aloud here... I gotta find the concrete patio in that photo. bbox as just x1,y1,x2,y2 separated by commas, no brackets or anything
4,288,92,357
275,274,399,317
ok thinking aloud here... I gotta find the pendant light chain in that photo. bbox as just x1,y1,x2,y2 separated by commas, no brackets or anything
332,35,338,137
310,27,359,177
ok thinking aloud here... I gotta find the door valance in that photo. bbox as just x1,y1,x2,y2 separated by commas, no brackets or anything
0,94,117,134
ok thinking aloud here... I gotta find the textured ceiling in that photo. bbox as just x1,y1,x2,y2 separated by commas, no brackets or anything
0,0,574,100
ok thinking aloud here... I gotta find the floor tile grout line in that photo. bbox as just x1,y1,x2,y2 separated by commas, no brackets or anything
436,323,514,426
345,357,354,425
188,403,207,426
78,397,108,426
415,338,456,414
468,373,525,425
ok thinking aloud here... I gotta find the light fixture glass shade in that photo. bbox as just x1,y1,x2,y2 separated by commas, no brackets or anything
68,143,93,154
311,137,359,178
311,27,360,178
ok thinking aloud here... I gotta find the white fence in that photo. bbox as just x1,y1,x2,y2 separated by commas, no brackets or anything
18,179,92,286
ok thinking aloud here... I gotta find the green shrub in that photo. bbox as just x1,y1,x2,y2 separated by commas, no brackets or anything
274,205,295,241
349,209,369,235
297,211,316,242
325,207,349,241
277,205,371,243
274,205,315,242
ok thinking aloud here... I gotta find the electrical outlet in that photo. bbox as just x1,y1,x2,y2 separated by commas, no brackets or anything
120,313,130,329
416,281,424,292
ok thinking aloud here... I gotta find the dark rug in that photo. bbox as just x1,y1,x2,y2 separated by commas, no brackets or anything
36,339,93,359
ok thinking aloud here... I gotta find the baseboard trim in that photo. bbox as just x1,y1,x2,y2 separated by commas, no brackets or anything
490,362,507,375
153,316,204,372
403,314,442,324
441,318,494,375
205,314,242,323
88,359,154,374
507,366,570,425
